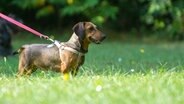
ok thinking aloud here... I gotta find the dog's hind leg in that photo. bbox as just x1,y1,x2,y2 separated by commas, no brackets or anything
17,62,35,76
17,50,34,77
17,60,29,76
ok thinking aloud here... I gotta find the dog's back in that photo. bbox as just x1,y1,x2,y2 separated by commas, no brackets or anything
18,44,61,71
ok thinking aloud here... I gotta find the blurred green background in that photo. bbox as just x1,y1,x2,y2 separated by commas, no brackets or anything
0,0,184,41
0,1,184,103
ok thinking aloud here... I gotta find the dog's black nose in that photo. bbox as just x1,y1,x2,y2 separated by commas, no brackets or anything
101,34,106,41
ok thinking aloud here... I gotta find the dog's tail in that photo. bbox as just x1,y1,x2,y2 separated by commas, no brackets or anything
12,47,25,55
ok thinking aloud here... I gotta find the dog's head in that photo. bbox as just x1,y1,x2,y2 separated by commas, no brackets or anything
72,22,106,44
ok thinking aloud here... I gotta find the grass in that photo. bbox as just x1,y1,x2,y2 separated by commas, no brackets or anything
0,34,184,104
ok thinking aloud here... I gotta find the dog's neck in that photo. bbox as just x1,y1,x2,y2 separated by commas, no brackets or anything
66,33,89,53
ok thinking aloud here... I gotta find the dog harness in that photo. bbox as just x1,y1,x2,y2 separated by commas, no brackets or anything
54,40,84,56
47,40,84,63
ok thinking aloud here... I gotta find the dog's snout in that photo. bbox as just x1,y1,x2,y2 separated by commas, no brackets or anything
101,34,106,41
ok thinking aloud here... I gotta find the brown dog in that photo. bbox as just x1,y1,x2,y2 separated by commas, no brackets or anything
15,22,106,79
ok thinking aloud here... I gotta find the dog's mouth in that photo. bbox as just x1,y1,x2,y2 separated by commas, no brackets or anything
89,37,101,44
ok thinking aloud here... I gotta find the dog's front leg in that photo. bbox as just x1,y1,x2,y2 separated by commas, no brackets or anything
60,62,70,80
71,67,79,76
71,56,84,76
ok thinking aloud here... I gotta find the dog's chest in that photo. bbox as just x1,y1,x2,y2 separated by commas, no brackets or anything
61,51,83,68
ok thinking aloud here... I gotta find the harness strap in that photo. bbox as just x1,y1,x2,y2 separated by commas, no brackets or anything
53,41,84,61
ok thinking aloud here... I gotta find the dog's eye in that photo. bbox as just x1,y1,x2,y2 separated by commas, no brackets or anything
88,27,94,31
88,27,95,33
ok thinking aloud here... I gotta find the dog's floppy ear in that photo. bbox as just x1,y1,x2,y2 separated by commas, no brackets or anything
72,22,85,40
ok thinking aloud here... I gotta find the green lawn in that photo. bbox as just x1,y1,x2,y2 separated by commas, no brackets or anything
0,35,184,104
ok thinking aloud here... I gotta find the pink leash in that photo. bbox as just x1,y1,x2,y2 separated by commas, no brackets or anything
0,13,54,42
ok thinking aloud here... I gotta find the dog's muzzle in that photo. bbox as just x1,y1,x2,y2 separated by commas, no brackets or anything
89,34,106,44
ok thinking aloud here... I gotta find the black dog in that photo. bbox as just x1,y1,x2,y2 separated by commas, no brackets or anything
0,14,22,57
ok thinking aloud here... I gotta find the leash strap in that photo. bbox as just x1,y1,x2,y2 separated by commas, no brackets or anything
0,13,54,42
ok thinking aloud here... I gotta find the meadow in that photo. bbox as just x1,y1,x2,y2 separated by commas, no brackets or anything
0,34,184,104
